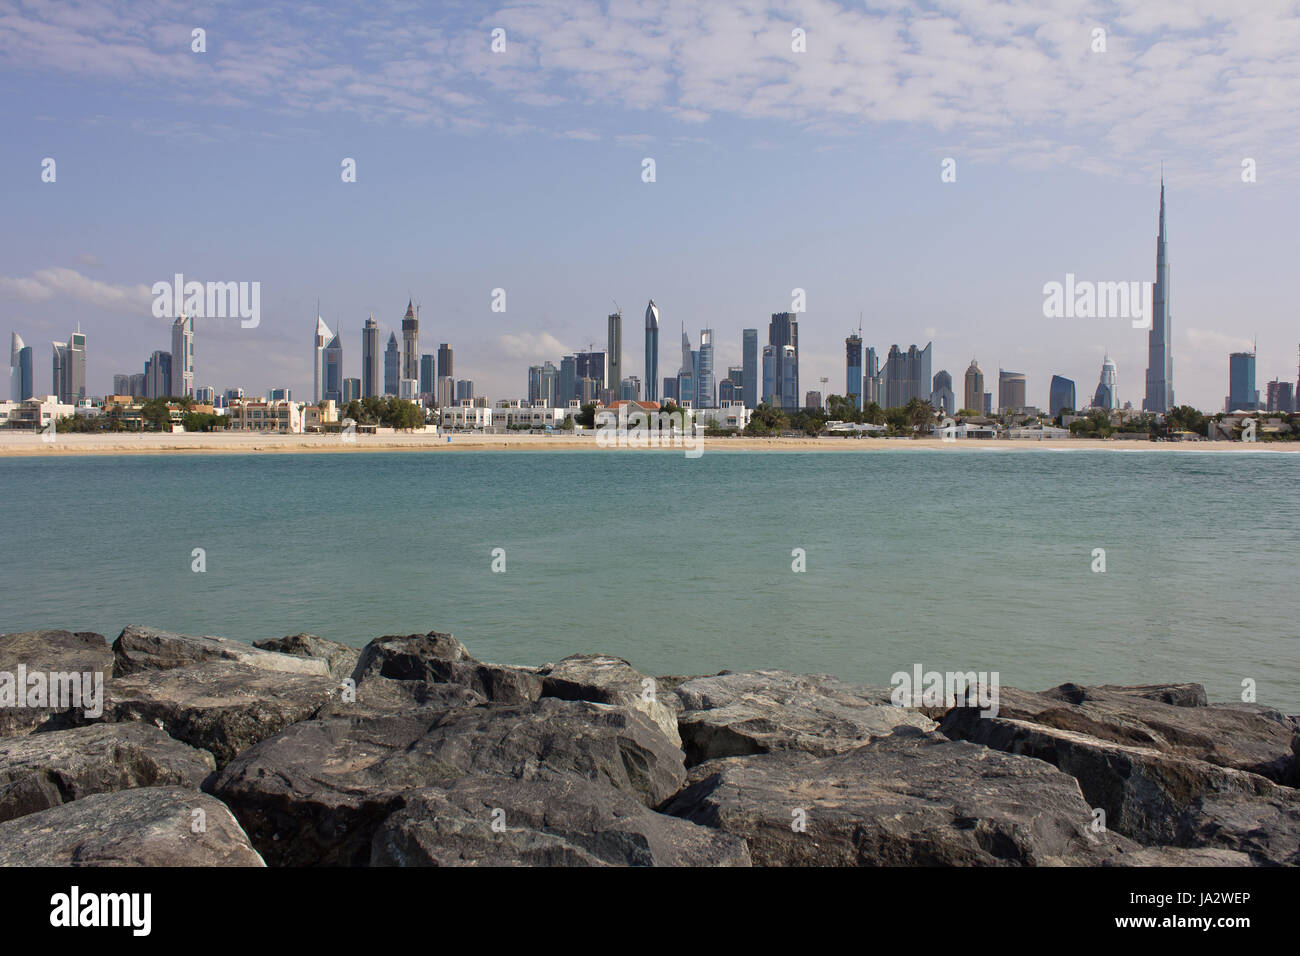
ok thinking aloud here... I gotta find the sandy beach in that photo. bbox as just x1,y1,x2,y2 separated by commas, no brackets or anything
1,431,1295,457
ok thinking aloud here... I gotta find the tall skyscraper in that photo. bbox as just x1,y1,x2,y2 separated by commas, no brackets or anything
539,361,558,407
1144,178,1174,413
963,360,984,414
51,329,86,404
607,310,622,400
171,313,194,399
998,369,1027,413
1265,379,1295,413
864,347,882,406
10,333,33,402
560,355,577,404
677,326,694,406
419,354,435,399
697,328,715,408
845,333,863,410
313,311,331,403
767,313,799,411
383,333,400,396
1227,350,1258,411
144,350,171,399
1092,354,1117,410
323,326,343,405
437,343,453,383
402,300,420,384
644,300,659,403
761,345,775,405
931,370,955,416
883,343,931,408
362,315,380,399
1049,375,1076,418
742,328,758,409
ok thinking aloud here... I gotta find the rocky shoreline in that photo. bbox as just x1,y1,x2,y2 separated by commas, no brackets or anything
1,626,1296,866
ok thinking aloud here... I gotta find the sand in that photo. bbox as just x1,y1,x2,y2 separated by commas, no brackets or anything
0,431,1293,457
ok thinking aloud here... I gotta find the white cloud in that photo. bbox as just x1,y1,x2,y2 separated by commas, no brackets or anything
0,268,152,312
497,331,572,359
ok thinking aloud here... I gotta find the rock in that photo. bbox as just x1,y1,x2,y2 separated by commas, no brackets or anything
370,772,751,867
938,710,1289,855
253,633,360,680
0,787,264,866
1174,789,1300,865
673,670,935,764
0,630,113,737
664,729,1128,866
210,698,687,866
351,632,542,704
113,624,330,678
1091,683,1208,707
539,654,682,747
0,722,214,822
313,677,485,719
97,661,340,767
1106,846,1258,866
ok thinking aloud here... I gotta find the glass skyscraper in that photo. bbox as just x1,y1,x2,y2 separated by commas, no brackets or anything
644,300,659,403
742,329,758,408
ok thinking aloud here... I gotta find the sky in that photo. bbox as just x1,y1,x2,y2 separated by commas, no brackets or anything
2,0,1299,412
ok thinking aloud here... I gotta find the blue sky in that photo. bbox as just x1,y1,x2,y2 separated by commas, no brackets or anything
3,0,1299,411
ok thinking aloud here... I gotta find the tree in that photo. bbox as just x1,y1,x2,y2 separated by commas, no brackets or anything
576,402,597,429
861,401,886,425
744,402,788,436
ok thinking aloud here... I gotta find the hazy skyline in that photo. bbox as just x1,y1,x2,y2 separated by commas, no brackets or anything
3,0,1299,411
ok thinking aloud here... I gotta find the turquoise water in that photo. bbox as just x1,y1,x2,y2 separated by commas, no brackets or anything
2,450,1296,711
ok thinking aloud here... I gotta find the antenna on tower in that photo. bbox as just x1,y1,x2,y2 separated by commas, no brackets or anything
612,299,621,316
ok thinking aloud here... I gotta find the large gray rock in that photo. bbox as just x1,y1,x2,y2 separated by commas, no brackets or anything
664,728,1131,866
0,787,264,866
351,632,542,704
97,660,340,767
313,676,485,720
370,773,750,867
539,653,682,747
253,633,360,680
0,630,113,736
113,624,330,678
674,670,935,764
210,698,687,866
1174,788,1300,865
0,722,215,822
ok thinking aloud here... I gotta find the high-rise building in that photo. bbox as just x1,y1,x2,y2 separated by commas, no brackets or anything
51,329,86,404
1265,379,1295,413
455,379,474,402
1227,350,1258,411
343,378,361,404
437,343,453,384
767,313,799,410
864,347,882,406
171,313,195,399
998,369,1027,414
1092,354,1118,410
539,362,558,407
419,354,435,399
576,350,603,397
742,328,758,409
323,326,343,405
362,315,380,399
559,355,577,404
983,392,992,416
130,373,146,398
719,379,739,403
607,310,622,400
528,365,543,404
1049,375,1076,418
697,328,715,408
112,373,131,396
620,377,639,401
10,333,33,402
402,300,420,384
194,385,215,404
845,333,863,410
313,312,331,403
383,333,400,396
677,327,694,407
931,370,955,416
1144,178,1174,413
269,387,292,401
144,350,171,399
662,377,678,402
435,376,453,407
805,390,823,410
644,300,659,403
963,360,984,414
883,343,931,408
761,345,775,406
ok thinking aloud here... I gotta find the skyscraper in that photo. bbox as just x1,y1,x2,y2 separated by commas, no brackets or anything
883,343,931,408
1092,354,1117,410
383,333,400,396
761,345,775,406
697,329,715,408
1049,375,1076,418
931,370,955,416
1144,178,1174,413
560,355,577,404
845,333,863,410
171,313,194,399
362,315,380,399
401,300,420,386
51,329,86,404
677,326,694,406
742,329,758,408
607,310,622,401
1227,350,1258,411
644,300,659,403
10,333,33,402
323,326,343,405
864,347,882,406
419,354,435,399
998,369,1027,414
313,312,331,403
437,343,453,383
767,313,799,411
963,360,984,414
144,350,171,399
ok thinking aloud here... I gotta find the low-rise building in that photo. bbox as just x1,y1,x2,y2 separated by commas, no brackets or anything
228,399,304,433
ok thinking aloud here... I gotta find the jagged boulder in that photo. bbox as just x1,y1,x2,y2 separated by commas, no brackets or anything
253,633,360,680
113,624,330,678
351,632,542,704
539,654,682,747
0,630,113,736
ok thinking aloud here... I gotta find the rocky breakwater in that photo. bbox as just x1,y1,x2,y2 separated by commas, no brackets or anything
0,625,1295,866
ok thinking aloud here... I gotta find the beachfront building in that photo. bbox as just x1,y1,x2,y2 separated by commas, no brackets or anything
227,399,305,434
0,395,75,430
441,401,494,430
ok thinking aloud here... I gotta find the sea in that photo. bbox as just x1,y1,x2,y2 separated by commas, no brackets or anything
2,448,1296,712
